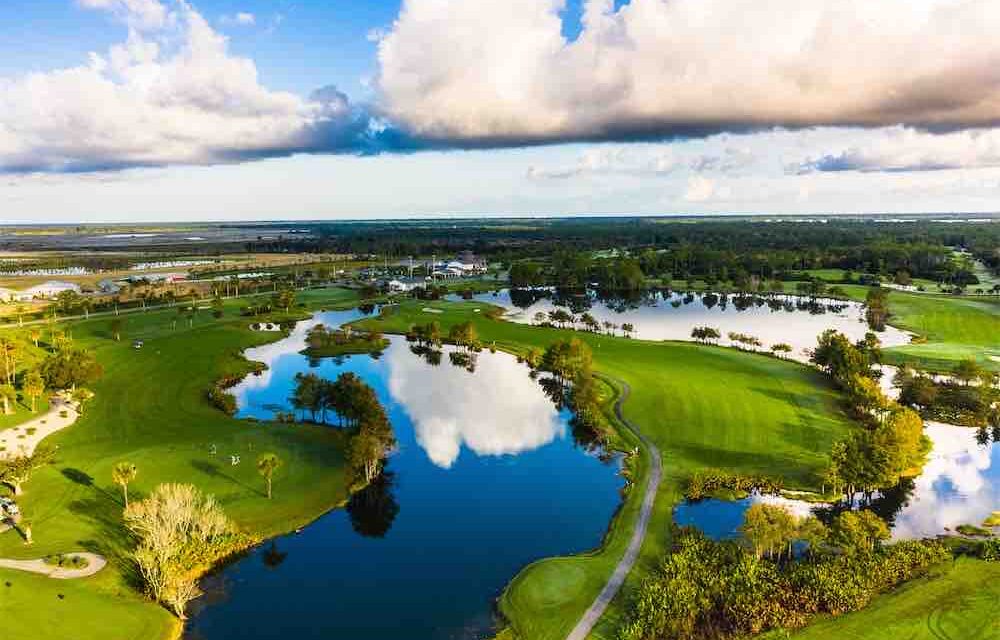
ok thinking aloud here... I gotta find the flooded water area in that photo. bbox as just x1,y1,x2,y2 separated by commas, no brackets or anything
187,310,624,640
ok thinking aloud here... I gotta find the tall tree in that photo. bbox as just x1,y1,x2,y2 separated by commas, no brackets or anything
22,369,44,413
0,445,57,495
0,384,16,415
112,462,138,508
257,453,282,499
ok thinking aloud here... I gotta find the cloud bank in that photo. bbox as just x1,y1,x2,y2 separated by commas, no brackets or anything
8,0,1000,175
377,0,1000,142
792,127,1000,173
0,0,392,172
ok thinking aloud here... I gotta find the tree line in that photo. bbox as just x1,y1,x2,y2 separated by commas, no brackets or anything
290,371,396,485
810,330,930,502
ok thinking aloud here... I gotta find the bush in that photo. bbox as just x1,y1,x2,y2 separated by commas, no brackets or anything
980,538,1000,562
685,469,784,500
617,530,949,640
207,386,237,415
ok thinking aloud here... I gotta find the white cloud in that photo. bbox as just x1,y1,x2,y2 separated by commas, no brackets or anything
1,1,353,172
377,0,1000,142
527,142,755,180
79,0,169,30
792,126,1000,173
683,175,717,202
220,11,255,27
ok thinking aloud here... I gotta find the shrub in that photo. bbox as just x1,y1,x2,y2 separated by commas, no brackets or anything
207,387,237,416
980,538,1000,562
617,530,949,640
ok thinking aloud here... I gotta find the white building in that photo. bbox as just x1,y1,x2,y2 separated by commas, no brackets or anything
387,277,427,292
15,281,82,300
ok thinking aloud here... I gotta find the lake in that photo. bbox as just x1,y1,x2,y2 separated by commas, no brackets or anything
674,422,999,541
463,289,911,360
186,309,624,640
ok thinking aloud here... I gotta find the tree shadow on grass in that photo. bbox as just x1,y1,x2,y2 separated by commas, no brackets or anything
66,493,143,590
190,459,264,498
61,467,94,488
62,467,120,504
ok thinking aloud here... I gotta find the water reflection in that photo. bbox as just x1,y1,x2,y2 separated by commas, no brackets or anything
387,341,565,468
192,311,624,640
470,288,911,359
891,422,998,538
675,423,998,540
346,472,400,538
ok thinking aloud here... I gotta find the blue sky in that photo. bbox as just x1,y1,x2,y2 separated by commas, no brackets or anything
3,0,1000,221
0,0,388,95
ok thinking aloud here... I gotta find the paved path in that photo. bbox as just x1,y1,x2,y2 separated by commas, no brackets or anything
0,393,79,459
566,376,662,640
0,553,106,579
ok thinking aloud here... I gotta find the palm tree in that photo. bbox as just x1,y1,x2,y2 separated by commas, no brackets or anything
23,370,44,413
112,462,138,508
0,384,16,415
0,338,15,385
257,453,282,499
110,318,124,341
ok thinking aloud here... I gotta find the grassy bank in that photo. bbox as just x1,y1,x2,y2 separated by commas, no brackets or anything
768,558,1000,640
0,567,178,640
804,281,1000,373
0,287,362,640
877,292,1000,372
356,300,855,639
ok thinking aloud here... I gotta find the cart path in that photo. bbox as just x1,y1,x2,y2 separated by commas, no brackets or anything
0,393,79,460
566,377,662,640
0,552,106,579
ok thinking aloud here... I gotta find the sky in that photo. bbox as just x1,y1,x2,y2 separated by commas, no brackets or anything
4,0,1000,222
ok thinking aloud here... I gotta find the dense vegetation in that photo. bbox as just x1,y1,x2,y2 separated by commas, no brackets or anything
290,370,396,484
895,360,1000,427
810,330,931,501
617,526,952,640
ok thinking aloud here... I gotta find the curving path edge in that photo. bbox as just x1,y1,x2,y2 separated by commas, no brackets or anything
566,376,662,640
0,552,107,579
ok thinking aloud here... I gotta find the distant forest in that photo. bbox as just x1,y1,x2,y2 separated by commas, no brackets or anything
245,217,1000,291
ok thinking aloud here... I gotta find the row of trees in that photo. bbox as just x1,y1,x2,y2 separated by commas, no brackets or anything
290,371,396,484
896,360,999,428
534,338,609,442
810,330,930,502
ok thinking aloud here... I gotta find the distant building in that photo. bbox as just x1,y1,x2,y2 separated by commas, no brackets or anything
386,277,427,292
97,279,122,294
124,272,187,284
16,281,81,300
451,251,488,273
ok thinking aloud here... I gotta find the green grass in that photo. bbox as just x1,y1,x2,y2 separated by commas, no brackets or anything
767,558,1000,640
0,568,177,640
821,284,1000,372
356,300,855,639
0,287,361,640
879,291,1000,372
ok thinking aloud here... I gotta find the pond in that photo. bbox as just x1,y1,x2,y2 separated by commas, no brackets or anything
186,309,624,640
462,289,911,360
674,422,999,541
